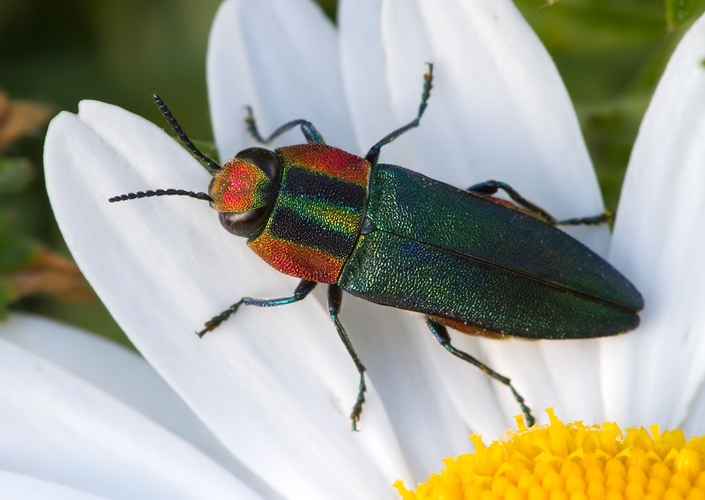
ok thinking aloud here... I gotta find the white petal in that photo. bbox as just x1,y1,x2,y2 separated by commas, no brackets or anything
681,382,705,436
605,13,705,430
3,313,256,485
339,0,413,164
334,300,478,480
45,102,411,498
0,332,256,499
207,0,356,162
209,0,428,490
0,471,106,500
342,0,610,431
383,0,605,239
343,2,523,476
211,0,422,491
340,0,483,477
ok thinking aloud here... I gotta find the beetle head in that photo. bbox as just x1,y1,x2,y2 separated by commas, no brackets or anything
209,147,281,238
108,96,284,239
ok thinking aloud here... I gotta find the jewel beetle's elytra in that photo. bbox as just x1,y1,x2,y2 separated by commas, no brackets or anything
110,64,643,430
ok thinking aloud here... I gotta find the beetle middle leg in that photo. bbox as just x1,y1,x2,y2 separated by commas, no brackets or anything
244,106,325,145
328,284,367,431
425,317,536,427
364,63,434,165
468,180,613,227
197,279,317,337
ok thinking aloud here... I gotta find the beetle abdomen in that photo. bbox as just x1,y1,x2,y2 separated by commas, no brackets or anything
338,164,642,339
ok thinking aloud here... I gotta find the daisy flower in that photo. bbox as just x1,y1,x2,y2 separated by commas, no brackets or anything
27,0,705,497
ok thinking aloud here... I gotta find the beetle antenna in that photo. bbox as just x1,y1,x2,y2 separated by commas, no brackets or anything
108,189,213,203
152,93,222,172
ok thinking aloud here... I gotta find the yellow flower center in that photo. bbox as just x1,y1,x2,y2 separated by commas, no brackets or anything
395,408,705,500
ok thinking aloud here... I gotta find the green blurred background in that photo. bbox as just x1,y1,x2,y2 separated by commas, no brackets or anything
0,0,702,347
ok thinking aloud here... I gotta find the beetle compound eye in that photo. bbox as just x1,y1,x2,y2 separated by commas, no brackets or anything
234,147,281,180
219,208,269,238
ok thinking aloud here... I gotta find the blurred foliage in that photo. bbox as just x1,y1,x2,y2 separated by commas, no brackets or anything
0,0,227,344
514,0,702,208
0,158,34,194
0,0,700,346
0,91,94,322
666,0,705,28
0,215,39,316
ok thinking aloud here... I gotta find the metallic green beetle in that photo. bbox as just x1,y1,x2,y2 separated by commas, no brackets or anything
110,65,643,429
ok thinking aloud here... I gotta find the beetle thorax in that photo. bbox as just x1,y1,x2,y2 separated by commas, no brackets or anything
246,144,372,283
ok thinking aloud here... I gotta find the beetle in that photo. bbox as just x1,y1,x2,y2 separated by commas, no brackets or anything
110,64,643,429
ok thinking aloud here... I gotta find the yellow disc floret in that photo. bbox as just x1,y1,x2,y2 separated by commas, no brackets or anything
395,409,705,500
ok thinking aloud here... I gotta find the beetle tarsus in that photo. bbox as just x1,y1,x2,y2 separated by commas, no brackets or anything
350,373,367,432
508,385,536,427
557,209,614,226
197,299,244,337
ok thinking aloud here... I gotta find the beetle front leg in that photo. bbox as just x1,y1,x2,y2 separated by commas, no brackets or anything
328,285,367,431
425,317,536,428
468,180,613,227
197,279,317,337
245,106,325,145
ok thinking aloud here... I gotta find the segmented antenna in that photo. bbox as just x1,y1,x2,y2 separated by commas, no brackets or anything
109,189,212,203
152,93,221,172
108,96,221,204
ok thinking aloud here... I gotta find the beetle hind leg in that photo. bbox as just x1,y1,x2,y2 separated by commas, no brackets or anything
197,279,317,337
468,180,613,227
328,285,367,431
425,317,536,427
